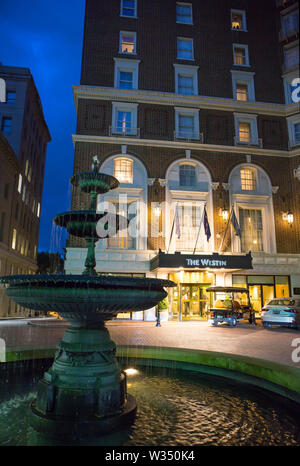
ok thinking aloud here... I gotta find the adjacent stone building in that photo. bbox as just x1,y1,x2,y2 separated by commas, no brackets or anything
0,65,51,317
66,0,300,320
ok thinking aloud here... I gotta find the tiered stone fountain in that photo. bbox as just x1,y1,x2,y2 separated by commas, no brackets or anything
0,157,174,438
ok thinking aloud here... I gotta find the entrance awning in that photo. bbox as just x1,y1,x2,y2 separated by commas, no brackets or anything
150,251,253,271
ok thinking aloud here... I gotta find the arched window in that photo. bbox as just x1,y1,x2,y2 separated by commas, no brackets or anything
114,157,133,183
179,164,196,187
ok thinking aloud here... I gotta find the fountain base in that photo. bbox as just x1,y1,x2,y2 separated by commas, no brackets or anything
28,325,137,438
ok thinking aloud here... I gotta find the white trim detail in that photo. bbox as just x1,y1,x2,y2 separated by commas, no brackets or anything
173,63,199,96
113,58,140,90
231,70,255,102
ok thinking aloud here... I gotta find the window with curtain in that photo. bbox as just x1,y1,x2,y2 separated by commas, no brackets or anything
114,157,133,183
239,122,251,142
239,208,263,252
116,111,132,133
234,46,247,65
236,83,248,101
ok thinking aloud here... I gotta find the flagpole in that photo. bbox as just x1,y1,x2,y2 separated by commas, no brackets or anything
193,203,206,254
166,202,178,254
218,206,232,253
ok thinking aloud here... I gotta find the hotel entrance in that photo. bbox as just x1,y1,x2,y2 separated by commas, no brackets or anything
167,271,214,321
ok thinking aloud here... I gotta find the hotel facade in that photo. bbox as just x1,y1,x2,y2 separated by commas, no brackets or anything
66,0,300,321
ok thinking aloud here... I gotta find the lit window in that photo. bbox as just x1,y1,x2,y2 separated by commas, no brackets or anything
120,31,136,54
17,174,22,193
111,102,138,136
179,164,196,186
121,0,136,17
114,157,133,184
1,117,12,133
239,208,263,252
176,3,193,24
239,122,251,142
177,38,194,60
6,91,16,105
231,10,247,31
236,83,248,101
233,44,249,66
37,202,40,218
12,229,17,250
240,169,255,190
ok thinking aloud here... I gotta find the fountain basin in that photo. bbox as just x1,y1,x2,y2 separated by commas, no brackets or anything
71,171,119,194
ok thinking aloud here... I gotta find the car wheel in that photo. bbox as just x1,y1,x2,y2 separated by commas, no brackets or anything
229,317,237,327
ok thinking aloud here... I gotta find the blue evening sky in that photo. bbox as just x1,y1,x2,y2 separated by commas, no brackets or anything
0,0,86,253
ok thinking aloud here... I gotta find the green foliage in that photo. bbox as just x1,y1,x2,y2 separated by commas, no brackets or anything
157,296,169,310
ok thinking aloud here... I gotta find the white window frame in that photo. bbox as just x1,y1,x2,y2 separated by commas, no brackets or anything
283,42,299,72
231,9,247,31
120,0,137,18
176,2,193,25
174,107,200,140
282,70,299,104
234,113,259,146
233,43,250,67
287,114,300,147
114,58,140,90
231,70,255,102
119,31,137,55
177,37,194,61
111,101,138,136
174,64,198,96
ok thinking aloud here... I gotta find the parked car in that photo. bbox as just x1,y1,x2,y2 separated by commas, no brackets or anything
261,298,300,329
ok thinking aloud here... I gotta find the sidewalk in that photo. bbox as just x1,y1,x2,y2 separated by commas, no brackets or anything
0,319,299,368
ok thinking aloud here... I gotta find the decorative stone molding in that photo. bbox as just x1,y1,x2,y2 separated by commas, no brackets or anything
147,178,155,186
211,182,219,191
222,183,230,191
121,145,127,154
185,149,191,158
158,178,168,187
272,186,279,194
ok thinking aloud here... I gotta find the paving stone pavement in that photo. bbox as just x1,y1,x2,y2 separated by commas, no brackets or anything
0,319,299,368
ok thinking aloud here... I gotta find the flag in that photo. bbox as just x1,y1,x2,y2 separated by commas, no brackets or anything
175,205,181,238
203,206,211,242
230,208,241,237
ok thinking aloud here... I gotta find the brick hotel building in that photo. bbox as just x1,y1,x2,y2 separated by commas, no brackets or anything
66,0,300,321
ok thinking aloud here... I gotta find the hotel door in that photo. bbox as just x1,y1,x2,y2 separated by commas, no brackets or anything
180,284,210,321
249,284,274,315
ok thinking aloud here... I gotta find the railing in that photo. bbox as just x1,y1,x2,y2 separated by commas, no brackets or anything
234,136,263,148
174,131,204,142
109,126,140,137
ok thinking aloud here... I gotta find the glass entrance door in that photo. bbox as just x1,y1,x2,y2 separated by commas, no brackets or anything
181,284,210,321
249,284,274,315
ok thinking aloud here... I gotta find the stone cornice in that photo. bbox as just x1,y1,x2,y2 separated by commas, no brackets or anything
73,85,300,118
72,134,300,158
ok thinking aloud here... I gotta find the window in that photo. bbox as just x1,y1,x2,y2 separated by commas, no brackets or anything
1,117,12,133
231,9,247,31
114,157,133,183
239,122,251,142
284,46,299,71
174,64,198,95
234,113,259,146
287,114,300,147
120,31,136,54
6,91,16,105
179,164,196,186
176,3,193,24
111,102,138,136
17,174,22,194
240,168,255,190
12,229,17,250
233,44,249,66
281,9,299,35
231,70,255,102
239,208,263,252
114,58,140,90
177,38,194,60
175,108,200,140
120,0,137,17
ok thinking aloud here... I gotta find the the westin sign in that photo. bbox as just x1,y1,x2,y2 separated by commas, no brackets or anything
150,251,253,270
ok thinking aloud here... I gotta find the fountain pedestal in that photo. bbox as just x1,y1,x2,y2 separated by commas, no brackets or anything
30,324,136,437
